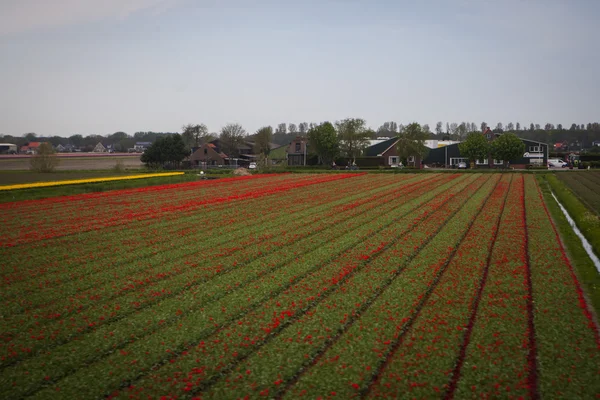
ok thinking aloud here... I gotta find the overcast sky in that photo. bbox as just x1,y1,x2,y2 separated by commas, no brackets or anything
1,0,598,137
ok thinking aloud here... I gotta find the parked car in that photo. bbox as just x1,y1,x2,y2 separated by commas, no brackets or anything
548,159,567,168
248,162,257,169
457,162,468,169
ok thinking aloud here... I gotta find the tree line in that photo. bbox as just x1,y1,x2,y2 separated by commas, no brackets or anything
3,120,600,156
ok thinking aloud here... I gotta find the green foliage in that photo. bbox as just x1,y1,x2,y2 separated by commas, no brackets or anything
396,122,430,162
140,134,188,169
336,118,371,162
253,126,273,157
181,124,212,149
307,122,339,165
219,123,247,158
491,133,525,167
459,132,490,164
29,143,60,172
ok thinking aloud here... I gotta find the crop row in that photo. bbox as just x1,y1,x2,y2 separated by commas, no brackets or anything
0,174,472,398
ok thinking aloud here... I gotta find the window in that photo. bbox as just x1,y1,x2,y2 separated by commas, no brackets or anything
450,158,467,165
204,148,208,154
476,159,488,165
493,159,503,165
295,143,301,152
408,156,415,163
529,146,541,152
389,156,399,165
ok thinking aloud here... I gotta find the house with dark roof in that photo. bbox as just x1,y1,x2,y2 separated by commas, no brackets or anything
190,143,228,166
363,137,401,167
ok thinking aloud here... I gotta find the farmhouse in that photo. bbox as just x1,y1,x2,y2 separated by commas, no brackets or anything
20,141,44,154
92,142,107,153
286,136,308,166
190,143,228,166
364,137,401,167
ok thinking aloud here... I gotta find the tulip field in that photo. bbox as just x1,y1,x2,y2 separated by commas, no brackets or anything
0,172,598,399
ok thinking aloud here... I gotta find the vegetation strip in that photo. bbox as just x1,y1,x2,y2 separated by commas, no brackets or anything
444,176,512,399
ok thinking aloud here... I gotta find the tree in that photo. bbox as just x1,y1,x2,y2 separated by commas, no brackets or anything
307,122,339,165
336,118,371,163
570,123,577,131
69,134,84,147
480,122,487,132
516,122,521,131
30,142,60,172
396,123,430,164
544,123,554,130
459,132,490,167
377,121,398,137
288,123,298,134
490,133,525,168
298,122,309,134
455,123,467,140
276,123,287,135
24,132,37,141
449,123,458,135
535,124,541,130
435,122,443,135
495,122,503,131
506,122,515,131
422,124,431,134
557,123,563,130
140,134,188,169
219,123,247,158
253,126,273,161
182,123,211,149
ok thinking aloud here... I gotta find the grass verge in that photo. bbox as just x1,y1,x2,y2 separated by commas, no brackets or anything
536,174,600,316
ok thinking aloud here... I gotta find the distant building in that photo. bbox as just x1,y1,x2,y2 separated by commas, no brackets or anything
133,142,152,152
424,135,549,169
20,142,44,154
92,142,107,153
286,137,308,166
0,143,18,154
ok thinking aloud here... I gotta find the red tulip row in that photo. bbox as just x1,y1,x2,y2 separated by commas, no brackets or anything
0,173,358,247
0,174,448,370
117,175,496,399
0,174,468,399
0,173,403,295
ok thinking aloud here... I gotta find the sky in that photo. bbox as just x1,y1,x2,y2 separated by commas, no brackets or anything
0,0,599,137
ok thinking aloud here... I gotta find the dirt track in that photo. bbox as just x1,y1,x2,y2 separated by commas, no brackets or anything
0,154,144,171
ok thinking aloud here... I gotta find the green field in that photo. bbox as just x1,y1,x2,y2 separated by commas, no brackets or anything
0,173,598,399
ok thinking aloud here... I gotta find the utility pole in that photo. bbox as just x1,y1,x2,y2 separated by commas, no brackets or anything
304,140,306,166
